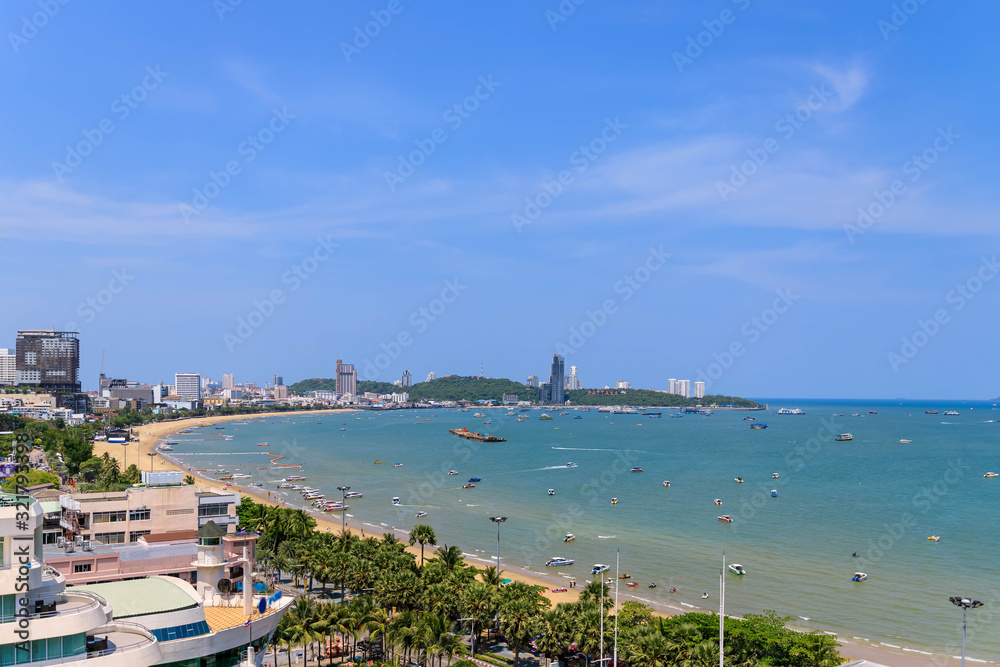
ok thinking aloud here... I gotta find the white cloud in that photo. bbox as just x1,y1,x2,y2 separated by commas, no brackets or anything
813,62,870,112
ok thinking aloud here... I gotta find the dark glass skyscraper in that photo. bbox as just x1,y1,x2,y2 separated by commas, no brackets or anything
547,354,565,404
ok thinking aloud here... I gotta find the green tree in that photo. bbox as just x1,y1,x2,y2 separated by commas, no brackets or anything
408,524,437,567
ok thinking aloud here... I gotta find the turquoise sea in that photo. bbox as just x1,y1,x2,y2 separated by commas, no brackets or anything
165,399,1000,663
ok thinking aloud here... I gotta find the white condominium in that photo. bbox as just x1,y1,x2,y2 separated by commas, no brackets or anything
694,381,706,399
174,372,202,400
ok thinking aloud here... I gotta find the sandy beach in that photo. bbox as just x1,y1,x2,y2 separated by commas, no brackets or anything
90,411,969,667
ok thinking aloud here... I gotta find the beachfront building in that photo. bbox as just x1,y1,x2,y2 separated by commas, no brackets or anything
540,354,565,405
0,349,15,386
526,374,538,388
401,370,412,387
15,330,81,392
1,496,289,667
694,381,706,399
174,373,202,400
335,360,357,396
59,475,241,544
676,379,690,398
222,374,235,390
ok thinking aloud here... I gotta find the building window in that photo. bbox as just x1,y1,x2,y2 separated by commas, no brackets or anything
73,564,92,573
94,532,125,544
198,503,230,518
129,530,151,543
165,508,194,515
129,509,150,521
92,511,126,523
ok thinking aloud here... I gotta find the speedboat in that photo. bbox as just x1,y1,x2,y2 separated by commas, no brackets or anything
663,481,670,487
540,413,553,420
718,515,733,523
563,533,575,542
546,557,574,567
630,467,644,473
610,498,618,505
944,411,960,416
868,411,878,415
415,511,427,518
772,473,780,479
852,572,868,582
559,412,569,416
474,413,486,418
344,492,363,498
835,433,853,441
574,415,582,419
463,483,475,489
159,445,174,451
743,417,755,421
900,439,912,443
468,477,482,483
734,477,744,483
257,442,269,447
749,423,767,429
565,462,577,468
591,564,609,574
393,463,403,467
770,489,777,497
925,409,939,414
728,564,746,575
448,470,458,475
547,489,555,496
619,573,631,579
985,472,999,478
374,460,382,464
714,499,722,505
927,535,941,541
626,581,638,587
391,497,400,505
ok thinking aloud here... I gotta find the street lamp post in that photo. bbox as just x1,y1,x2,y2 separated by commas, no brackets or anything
489,516,507,587
336,486,350,535
950,596,984,667
458,617,476,656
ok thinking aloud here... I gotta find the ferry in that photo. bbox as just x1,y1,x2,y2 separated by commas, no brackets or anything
852,572,868,582
463,483,476,489
630,467,644,473
835,433,853,441
548,489,555,496
776,407,805,415
591,564,610,574
750,423,767,429
728,564,747,575
563,533,575,542
718,515,733,523
546,557,575,567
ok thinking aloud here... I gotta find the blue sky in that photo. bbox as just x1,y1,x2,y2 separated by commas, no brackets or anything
2,1,998,399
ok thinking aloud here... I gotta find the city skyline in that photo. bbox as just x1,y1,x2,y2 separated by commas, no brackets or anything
3,3,998,400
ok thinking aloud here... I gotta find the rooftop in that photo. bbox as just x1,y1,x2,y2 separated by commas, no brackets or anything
76,576,199,618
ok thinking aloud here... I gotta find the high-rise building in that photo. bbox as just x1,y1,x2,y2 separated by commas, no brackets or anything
426,371,437,382
0,348,15,385
401,370,412,387
526,374,539,388
273,374,283,388
694,381,706,399
676,379,690,398
545,354,565,404
222,373,234,389
668,378,676,394
174,373,202,400
336,359,357,396
539,382,552,404
201,376,212,389
617,380,630,390
15,330,80,391
565,365,582,391
274,385,289,399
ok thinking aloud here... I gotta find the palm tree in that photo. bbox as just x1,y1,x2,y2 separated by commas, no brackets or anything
329,551,356,601
364,605,393,657
409,524,437,567
460,582,499,650
500,597,539,665
431,544,465,571
535,610,566,667
480,565,504,587
423,582,458,618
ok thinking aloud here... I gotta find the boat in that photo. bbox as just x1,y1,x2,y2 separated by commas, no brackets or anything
540,413,553,420
563,533,575,542
851,413,860,417
468,477,482,482
449,427,506,443
928,535,941,541
743,417,756,421
257,442,269,447
734,477,744,483
852,572,868,582
749,423,767,429
159,445,174,451
448,470,459,475
552,587,568,593
591,564,610,574
393,463,403,467
925,410,939,414
728,563,747,575
286,475,306,481
610,497,618,505
714,499,722,505
548,489,555,496
325,505,348,512
463,483,475,489
772,472,780,479
546,557,575,567
619,573,631,579
344,492,363,498
669,412,683,418
565,462,577,468
392,497,400,504
516,418,526,422
630,467,644,473
663,481,670,487
944,410,960,416
718,515,733,523
770,489,778,497
416,511,428,518
642,411,662,416
776,407,805,415
835,433,853,441
868,410,878,415
574,415,582,419
900,439,912,443
559,412,569,416
626,581,638,587
474,412,486,418
483,420,492,425
985,472,999,478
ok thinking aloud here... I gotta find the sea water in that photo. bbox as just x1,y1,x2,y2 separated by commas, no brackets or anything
167,399,1000,661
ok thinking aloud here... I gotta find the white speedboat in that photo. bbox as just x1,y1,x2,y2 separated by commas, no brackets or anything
591,563,609,574
415,511,428,518
546,557,574,567
852,572,868,582
563,533,575,542
344,492,363,498
391,497,400,504
548,489,555,496
728,563,747,575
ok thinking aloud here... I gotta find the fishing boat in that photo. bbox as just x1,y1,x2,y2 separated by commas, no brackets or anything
852,572,868,582
591,564,610,574
547,489,555,496
546,557,574,567
540,413,553,420
468,477,482,483
714,499,722,505
416,511,428,518
750,423,767,429
985,472,999,478
611,497,618,505
630,467,644,473
391,497,400,505
835,433,853,441
463,483,475,489
728,563,747,575
563,533,575,542
448,470,459,475
718,515,733,523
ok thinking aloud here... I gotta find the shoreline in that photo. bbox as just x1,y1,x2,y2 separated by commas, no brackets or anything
93,412,980,667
